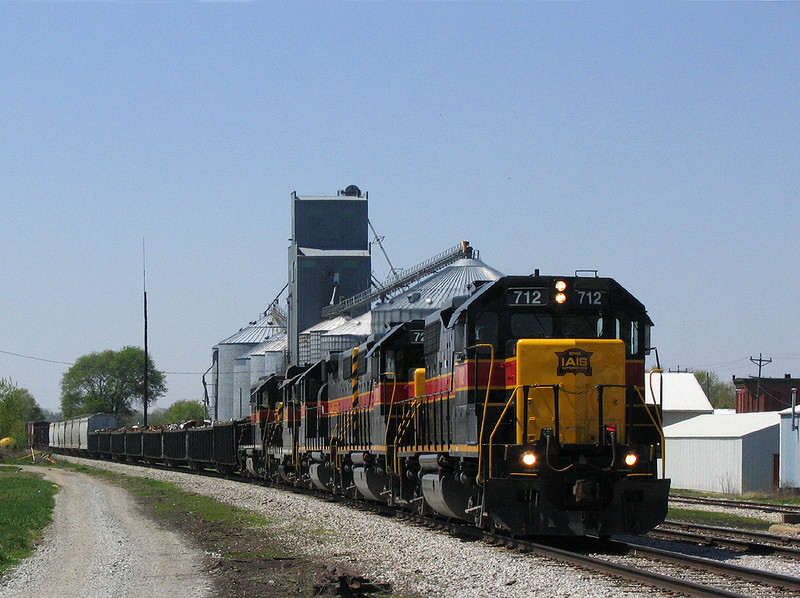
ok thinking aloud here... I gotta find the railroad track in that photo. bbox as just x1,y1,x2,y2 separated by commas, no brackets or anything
388,510,800,598
671,494,800,515
597,537,800,598
652,520,800,560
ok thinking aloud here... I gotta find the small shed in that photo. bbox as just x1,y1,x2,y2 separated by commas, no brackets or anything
645,371,714,426
779,405,800,488
663,412,779,494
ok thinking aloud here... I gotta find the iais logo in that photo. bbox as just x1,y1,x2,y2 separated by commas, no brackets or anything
555,348,593,376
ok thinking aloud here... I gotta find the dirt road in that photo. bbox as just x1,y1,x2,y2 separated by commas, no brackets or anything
0,466,212,598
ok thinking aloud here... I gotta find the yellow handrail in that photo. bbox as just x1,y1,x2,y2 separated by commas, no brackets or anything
640,368,666,478
487,386,521,479
393,396,422,474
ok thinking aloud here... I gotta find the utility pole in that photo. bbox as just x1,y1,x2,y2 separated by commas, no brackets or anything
749,353,772,411
143,238,149,426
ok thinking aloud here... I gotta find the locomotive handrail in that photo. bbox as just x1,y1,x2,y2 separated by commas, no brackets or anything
328,422,340,469
328,409,359,472
638,376,666,478
381,372,398,475
473,343,495,484
487,386,521,479
392,396,423,475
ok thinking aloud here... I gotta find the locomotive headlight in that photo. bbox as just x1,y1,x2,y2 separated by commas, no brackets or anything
522,452,537,466
555,293,567,304
555,280,567,292
624,453,638,467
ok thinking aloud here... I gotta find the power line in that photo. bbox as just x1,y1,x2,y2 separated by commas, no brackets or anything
0,351,232,376
0,349,73,366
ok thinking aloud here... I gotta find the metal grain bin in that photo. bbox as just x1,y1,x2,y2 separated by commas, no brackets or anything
143,430,163,461
187,426,214,468
163,428,187,464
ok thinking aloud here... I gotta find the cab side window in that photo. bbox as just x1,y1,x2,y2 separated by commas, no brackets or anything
472,311,499,351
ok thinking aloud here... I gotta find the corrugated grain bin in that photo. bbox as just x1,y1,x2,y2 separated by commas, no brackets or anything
187,426,214,465
143,430,163,460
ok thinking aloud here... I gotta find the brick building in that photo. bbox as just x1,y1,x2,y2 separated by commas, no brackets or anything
734,374,799,413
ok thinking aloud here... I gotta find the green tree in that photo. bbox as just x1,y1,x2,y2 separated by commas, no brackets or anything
60,346,166,418
163,399,206,423
144,400,206,426
692,370,736,409
0,378,44,445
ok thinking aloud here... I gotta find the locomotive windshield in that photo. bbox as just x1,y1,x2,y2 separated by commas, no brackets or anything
509,313,553,339
469,311,647,358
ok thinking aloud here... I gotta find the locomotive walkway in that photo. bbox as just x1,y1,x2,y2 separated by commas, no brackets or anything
0,466,211,598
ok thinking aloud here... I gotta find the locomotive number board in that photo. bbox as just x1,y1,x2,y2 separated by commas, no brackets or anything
505,288,549,305
505,287,608,307
574,289,608,306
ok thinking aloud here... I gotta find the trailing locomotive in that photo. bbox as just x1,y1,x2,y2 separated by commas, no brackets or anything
242,273,669,537
48,272,669,538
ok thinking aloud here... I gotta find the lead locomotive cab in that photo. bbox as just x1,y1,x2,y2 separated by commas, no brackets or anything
420,273,669,537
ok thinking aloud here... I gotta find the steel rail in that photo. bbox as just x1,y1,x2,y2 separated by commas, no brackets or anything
510,539,752,598
609,538,800,594
654,520,800,559
671,494,800,515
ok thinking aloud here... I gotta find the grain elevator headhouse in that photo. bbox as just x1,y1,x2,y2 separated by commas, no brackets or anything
288,185,371,365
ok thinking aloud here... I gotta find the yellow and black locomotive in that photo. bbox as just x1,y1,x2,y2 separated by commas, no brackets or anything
245,273,669,537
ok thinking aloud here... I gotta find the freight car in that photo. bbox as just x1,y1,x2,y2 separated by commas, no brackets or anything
46,273,669,538
49,413,117,454
26,421,51,449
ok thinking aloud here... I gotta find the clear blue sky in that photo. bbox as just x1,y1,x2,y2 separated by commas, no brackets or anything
2,2,799,413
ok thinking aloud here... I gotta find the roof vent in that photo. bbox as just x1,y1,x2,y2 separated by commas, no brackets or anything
340,185,361,197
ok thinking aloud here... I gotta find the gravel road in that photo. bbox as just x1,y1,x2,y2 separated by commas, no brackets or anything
0,466,212,598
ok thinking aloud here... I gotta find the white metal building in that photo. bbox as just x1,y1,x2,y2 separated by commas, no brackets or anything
779,405,800,488
663,412,780,494
645,371,714,426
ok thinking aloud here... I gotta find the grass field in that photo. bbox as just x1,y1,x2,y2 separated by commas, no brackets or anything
0,465,59,575
667,507,773,531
